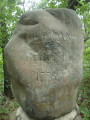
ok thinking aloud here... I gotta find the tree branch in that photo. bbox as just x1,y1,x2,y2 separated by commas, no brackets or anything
84,36,90,42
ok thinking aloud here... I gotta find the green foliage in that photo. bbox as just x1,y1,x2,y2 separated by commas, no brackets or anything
38,0,68,8
0,47,19,120
81,108,90,120
0,96,19,120
0,0,22,119
0,0,23,49
0,49,4,95
78,40,90,120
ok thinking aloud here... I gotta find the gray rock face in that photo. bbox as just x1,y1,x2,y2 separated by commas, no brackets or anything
4,8,84,120
8,106,81,120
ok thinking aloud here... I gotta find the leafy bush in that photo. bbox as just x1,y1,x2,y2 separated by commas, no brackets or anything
78,39,90,120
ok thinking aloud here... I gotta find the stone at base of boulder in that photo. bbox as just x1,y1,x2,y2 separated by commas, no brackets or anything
7,107,81,120
74,115,82,120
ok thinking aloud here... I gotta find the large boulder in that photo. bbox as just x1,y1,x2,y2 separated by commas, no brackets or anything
4,8,84,120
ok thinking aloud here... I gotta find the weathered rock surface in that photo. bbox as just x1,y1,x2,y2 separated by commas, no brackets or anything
8,106,81,120
4,8,84,120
